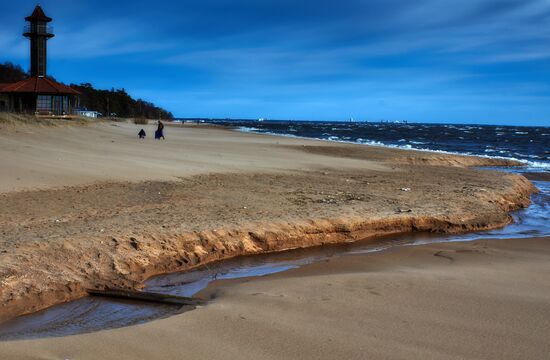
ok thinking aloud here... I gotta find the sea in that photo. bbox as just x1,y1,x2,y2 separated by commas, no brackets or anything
205,120,549,172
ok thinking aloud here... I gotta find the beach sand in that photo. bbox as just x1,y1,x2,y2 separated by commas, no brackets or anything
0,120,524,193
0,119,543,357
0,236,548,359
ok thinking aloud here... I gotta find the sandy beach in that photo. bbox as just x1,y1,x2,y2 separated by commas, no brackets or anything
1,0,548,357
0,236,548,359
0,119,544,358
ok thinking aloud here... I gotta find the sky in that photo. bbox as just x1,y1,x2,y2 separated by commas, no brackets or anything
0,0,549,125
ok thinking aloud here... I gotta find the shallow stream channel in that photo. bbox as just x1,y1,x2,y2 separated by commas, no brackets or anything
0,173,548,341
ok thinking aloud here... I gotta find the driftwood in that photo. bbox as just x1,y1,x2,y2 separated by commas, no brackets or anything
87,288,205,306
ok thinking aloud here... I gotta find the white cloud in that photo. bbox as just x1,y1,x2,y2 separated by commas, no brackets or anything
49,19,174,59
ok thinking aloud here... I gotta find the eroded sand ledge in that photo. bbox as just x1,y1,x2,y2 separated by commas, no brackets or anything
0,121,537,322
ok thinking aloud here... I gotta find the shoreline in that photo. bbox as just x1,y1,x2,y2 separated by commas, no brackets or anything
1,235,549,359
0,121,539,324
232,124,549,170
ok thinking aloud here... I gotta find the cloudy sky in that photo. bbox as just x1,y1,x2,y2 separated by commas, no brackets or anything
1,0,549,125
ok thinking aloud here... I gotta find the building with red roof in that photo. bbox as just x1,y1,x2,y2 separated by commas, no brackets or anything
0,5,79,115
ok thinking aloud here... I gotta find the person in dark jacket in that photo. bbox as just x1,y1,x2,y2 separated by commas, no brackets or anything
155,121,165,140
138,129,146,139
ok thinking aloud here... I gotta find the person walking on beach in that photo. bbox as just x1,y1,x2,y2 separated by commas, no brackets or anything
138,129,146,139
155,120,165,140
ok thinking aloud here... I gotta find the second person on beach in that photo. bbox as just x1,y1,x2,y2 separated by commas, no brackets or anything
155,121,165,140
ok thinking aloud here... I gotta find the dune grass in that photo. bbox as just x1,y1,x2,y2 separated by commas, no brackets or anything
133,117,149,125
0,112,91,128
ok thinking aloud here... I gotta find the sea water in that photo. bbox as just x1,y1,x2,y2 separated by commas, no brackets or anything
221,120,549,171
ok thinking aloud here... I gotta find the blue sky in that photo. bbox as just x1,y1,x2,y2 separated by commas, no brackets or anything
1,0,549,125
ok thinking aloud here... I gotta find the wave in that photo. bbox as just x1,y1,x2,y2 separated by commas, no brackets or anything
235,127,550,170
238,126,261,132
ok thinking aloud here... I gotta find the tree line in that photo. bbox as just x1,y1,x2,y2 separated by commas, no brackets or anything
69,83,173,120
0,62,174,119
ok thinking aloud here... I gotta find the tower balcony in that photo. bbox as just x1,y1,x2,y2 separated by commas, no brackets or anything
23,24,54,37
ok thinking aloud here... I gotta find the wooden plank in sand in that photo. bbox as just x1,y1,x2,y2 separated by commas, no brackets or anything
87,288,205,306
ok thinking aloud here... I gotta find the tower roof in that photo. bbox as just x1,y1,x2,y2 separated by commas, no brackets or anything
25,5,52,22
0,77,80,95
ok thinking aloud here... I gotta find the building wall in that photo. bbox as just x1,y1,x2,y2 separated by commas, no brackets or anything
0,94,79,115
14,94,38,114
0,94,10,111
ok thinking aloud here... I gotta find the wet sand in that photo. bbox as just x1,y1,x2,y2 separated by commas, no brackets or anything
522,172,550,182
1,236,548,359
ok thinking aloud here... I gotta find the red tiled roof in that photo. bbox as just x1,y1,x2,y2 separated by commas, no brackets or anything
25,5,52,22
0,77,80,95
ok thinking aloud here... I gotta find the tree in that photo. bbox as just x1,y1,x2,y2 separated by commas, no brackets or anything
0,62,28,83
